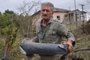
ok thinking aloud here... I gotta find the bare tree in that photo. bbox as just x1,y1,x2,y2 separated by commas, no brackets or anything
17,1,41,38
18,1,40,15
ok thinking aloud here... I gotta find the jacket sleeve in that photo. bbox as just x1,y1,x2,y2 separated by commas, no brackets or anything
57,23,75,45
31,19,41,42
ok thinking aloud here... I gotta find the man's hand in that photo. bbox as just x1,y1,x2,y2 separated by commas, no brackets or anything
64,40,74,52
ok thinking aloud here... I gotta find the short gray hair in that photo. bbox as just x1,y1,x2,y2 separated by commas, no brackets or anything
41,2,54,11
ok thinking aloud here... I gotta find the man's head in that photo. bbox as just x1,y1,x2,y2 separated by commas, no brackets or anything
41,2,54,20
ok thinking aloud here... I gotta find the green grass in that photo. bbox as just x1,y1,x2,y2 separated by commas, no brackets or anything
0,23,90,60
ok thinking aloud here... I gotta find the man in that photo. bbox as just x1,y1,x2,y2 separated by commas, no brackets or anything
20,2,75,60
36,2,75,52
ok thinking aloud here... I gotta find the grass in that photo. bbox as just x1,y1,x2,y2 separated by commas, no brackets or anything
0,23,90,60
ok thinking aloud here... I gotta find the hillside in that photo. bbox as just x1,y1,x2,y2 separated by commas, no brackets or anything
0,22,90,60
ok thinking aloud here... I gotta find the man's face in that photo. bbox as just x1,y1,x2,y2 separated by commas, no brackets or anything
41,5,53,20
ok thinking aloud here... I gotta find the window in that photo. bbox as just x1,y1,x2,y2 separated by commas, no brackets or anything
57,16,60,20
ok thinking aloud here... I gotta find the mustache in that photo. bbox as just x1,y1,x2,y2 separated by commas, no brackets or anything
42,14,47,16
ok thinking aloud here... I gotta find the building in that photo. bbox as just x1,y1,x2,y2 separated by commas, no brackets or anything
31,8,87,25
64,9,87,24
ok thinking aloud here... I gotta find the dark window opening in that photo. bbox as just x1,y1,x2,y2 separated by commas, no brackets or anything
57,16,60,20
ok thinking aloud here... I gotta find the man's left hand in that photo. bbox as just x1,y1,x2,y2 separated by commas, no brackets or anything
64,40,74,52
